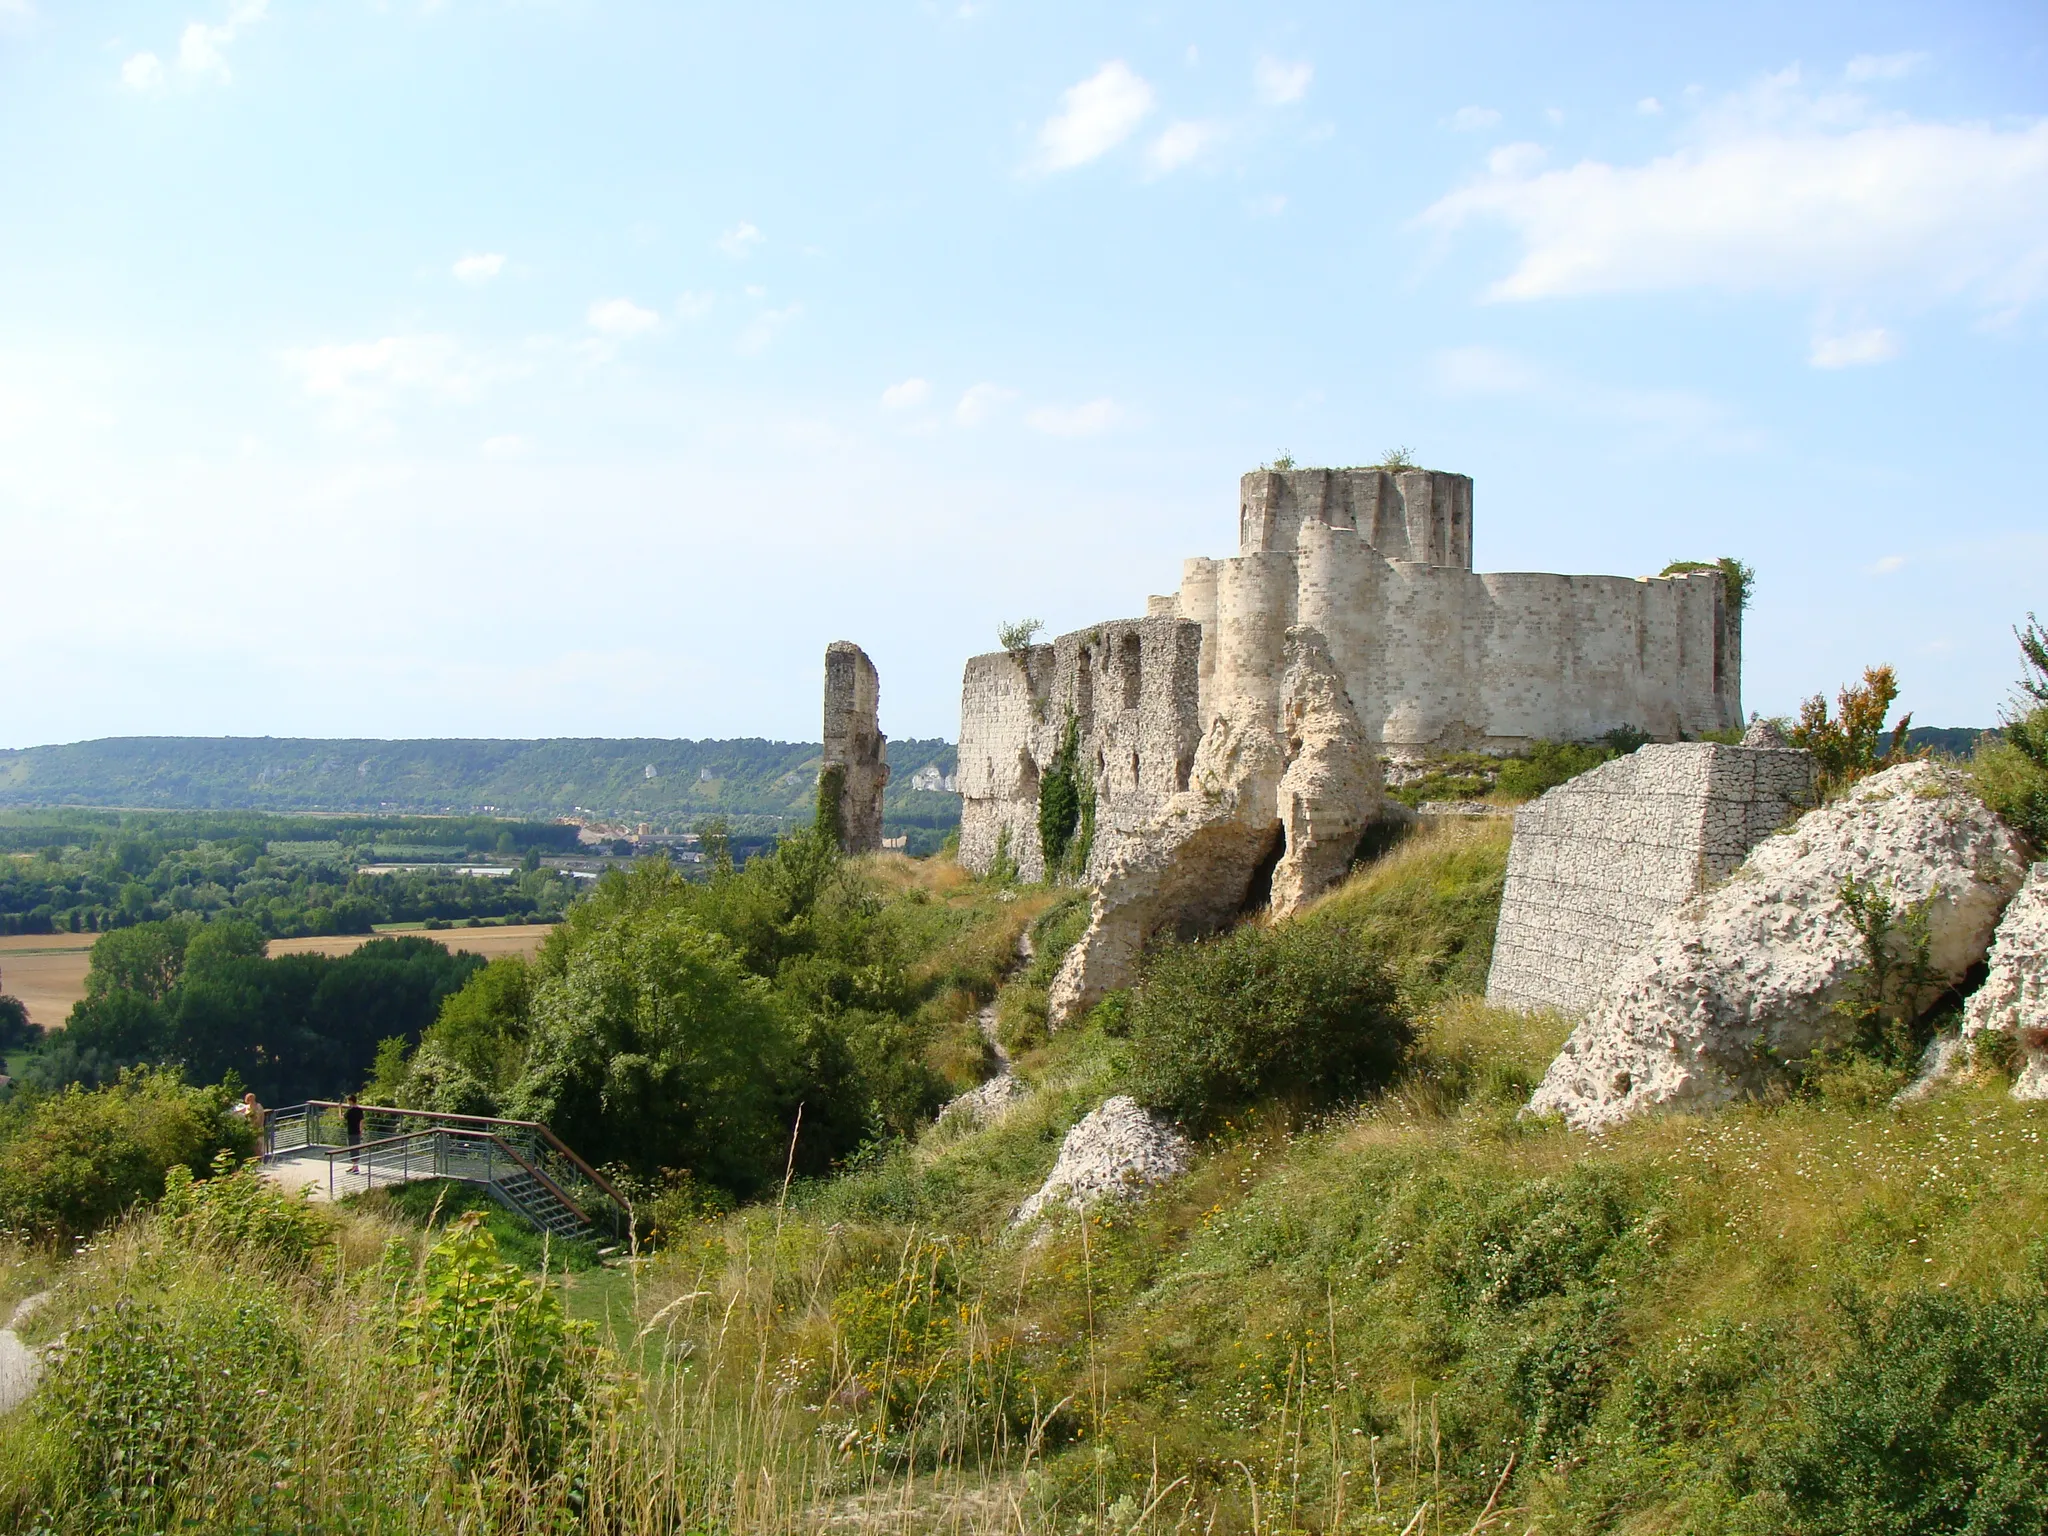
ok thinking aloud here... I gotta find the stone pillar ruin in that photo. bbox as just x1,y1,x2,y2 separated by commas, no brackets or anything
821,641,889,854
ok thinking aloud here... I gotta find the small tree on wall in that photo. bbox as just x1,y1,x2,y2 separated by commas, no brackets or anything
997,619,1043,661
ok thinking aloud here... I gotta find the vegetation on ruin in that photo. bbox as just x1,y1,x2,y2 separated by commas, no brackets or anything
1969,613,2048,846
1035,713,1095,881
1661,555,1757,613
998,618,1045,658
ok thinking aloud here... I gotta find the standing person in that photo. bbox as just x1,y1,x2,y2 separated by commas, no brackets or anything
344,1093,365,1174
235,1091,269,1155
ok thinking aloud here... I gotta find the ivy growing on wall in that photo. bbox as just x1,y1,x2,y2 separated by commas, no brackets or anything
815,765,845,850
1037,715,1087,879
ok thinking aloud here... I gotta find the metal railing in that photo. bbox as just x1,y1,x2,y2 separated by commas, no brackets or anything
262,1101,628,1237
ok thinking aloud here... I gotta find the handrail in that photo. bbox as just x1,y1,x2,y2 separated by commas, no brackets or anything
272,1100,628,1212
315,1125,590,1226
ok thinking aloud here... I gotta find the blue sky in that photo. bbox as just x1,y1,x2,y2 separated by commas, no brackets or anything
2,0,2044,747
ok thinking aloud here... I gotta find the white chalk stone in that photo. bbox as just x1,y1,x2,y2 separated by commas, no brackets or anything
1012,1095,1191,1228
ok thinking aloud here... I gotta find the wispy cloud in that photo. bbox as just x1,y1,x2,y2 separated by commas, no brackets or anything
737,303,801,356
954,382,1017,426
1865,554,1908,574
675,291,715,321
1253,56,1312,106
1419,68,2048,312
717,221,763,258
1026,398,1122,437
1432,344,1759,453
452,253,505,284
124,0,266,89
587,298,660,337
283,334,501,429
1845,51,1927,83
1447,105,1500,132
1029,62,1154,173
1147,119,1225,174
1810,327,1899,368
881,378,930,410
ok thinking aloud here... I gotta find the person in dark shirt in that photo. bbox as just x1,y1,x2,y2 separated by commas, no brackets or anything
344,1094,365,1173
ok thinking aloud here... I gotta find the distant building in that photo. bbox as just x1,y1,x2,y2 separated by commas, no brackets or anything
910,762,959,793
880,834,909,851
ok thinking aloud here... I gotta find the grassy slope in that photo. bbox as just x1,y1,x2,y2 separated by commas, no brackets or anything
13,821,2048,1534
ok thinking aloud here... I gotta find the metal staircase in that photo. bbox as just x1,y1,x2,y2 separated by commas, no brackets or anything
261,1102,626,1239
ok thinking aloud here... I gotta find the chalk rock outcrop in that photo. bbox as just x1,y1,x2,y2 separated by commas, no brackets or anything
1528,762,2030,1131
1012,1095,1191,1228
1046,710,1285,1024
1270,628,1383,919
937,1071,1027,1129
1961,864,2048,1099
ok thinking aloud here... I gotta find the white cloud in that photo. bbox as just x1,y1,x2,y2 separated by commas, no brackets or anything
1866,554,1908,574
1026,398,1122,437
717,222,763,258
675,291,715,321
881,378,930,410
481,434,528,459
1253,56,1312,106
121,52,164,90
1247,193,1288,217
737,303,801,356
1486,142,1546,177
1147,120,1224,174
1420,75,2048,311
178,0,266,82
452,252,505,284
1810,326,1900,368
1637,97,1663,115
953,382,1017,426
0,0,35,25
744,284,766,298
1448,105,1500,132
283,335,494,429
1030,61,1154,173
587,298,660,337
1846,51,1927,83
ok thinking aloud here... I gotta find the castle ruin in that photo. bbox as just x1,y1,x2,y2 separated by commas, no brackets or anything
820,641,889,854
956,464,1745,1022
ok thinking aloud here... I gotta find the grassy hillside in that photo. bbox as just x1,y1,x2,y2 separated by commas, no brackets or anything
9,822,2048,1534
0,735,961,837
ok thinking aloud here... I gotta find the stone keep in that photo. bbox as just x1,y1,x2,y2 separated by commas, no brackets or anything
1485,743,1816,1017
821,641,889,854
956,463,1746,1022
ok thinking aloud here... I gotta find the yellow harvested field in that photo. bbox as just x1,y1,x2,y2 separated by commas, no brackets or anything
0,932,97,1030
266,925,557,961
0,925,555,1031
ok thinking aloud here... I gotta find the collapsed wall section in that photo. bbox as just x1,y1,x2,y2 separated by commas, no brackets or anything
821,641,889,853
956,616,1203,881
1485,742,1816,1017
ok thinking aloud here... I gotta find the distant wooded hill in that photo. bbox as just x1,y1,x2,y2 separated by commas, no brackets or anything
0,736,961,834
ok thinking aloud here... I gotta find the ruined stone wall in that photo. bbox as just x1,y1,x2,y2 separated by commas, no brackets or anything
821,641,889,854
1485,743,1816,1017
957,616,1202,881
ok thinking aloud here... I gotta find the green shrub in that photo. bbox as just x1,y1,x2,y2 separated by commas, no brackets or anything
1493,739,1614,801
0,1067,251,1242
1770,1288,2048,1535
160,1150,329,1269
1120,921,1410,1131
36,1283,303,1523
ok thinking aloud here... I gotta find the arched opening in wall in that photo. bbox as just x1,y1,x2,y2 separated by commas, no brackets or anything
1121,632,1142,709
1015,747,1039,803
1130,750,1141,788
1077,647,1095,730
1175,751,1193,793
1239,823,1286,916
